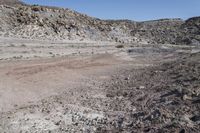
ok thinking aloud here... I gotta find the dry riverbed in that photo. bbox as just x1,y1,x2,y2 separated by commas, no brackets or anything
0,38,199,133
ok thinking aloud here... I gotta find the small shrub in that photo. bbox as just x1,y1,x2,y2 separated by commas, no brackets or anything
9,44,15,47
20,44,26,47
115,44,124,48
31,6,41,12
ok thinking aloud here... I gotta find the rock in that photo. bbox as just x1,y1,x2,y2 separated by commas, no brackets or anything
54,119,62,126
139,86,145,89
190,115,200,122
183,95,192,101
106,93,114,98
179,129,186,133
124,77,129,80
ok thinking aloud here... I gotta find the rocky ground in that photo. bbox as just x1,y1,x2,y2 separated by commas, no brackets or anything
0,0,200,133
104,52,200,133
0,39,200,132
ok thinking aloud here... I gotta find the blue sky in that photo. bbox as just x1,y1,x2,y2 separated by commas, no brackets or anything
22,0,200,21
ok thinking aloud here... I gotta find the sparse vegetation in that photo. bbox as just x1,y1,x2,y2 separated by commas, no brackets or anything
20,44,26,47
115,44,124,48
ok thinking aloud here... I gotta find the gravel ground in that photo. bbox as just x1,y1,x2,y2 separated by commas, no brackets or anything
0,44,200,133
103,52,200,132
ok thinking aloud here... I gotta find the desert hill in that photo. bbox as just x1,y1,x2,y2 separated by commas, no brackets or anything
0,0,24,5
0,0,199,45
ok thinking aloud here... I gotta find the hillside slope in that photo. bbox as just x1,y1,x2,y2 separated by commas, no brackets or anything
0,1,199,45
0,4,137,43
0,0,24,5
176,17,200,45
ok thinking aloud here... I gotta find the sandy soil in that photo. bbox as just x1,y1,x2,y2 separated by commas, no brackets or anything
0,52,127,111
0,37,199,132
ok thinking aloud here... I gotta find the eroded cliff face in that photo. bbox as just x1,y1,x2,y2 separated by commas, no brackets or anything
0,0,199,45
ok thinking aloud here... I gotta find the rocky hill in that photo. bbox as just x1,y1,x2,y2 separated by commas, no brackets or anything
0,0,24,5
176,17,200,45
131,19,184,44
0,0,199,45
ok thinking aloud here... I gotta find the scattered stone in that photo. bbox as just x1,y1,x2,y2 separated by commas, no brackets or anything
139,86,145,89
